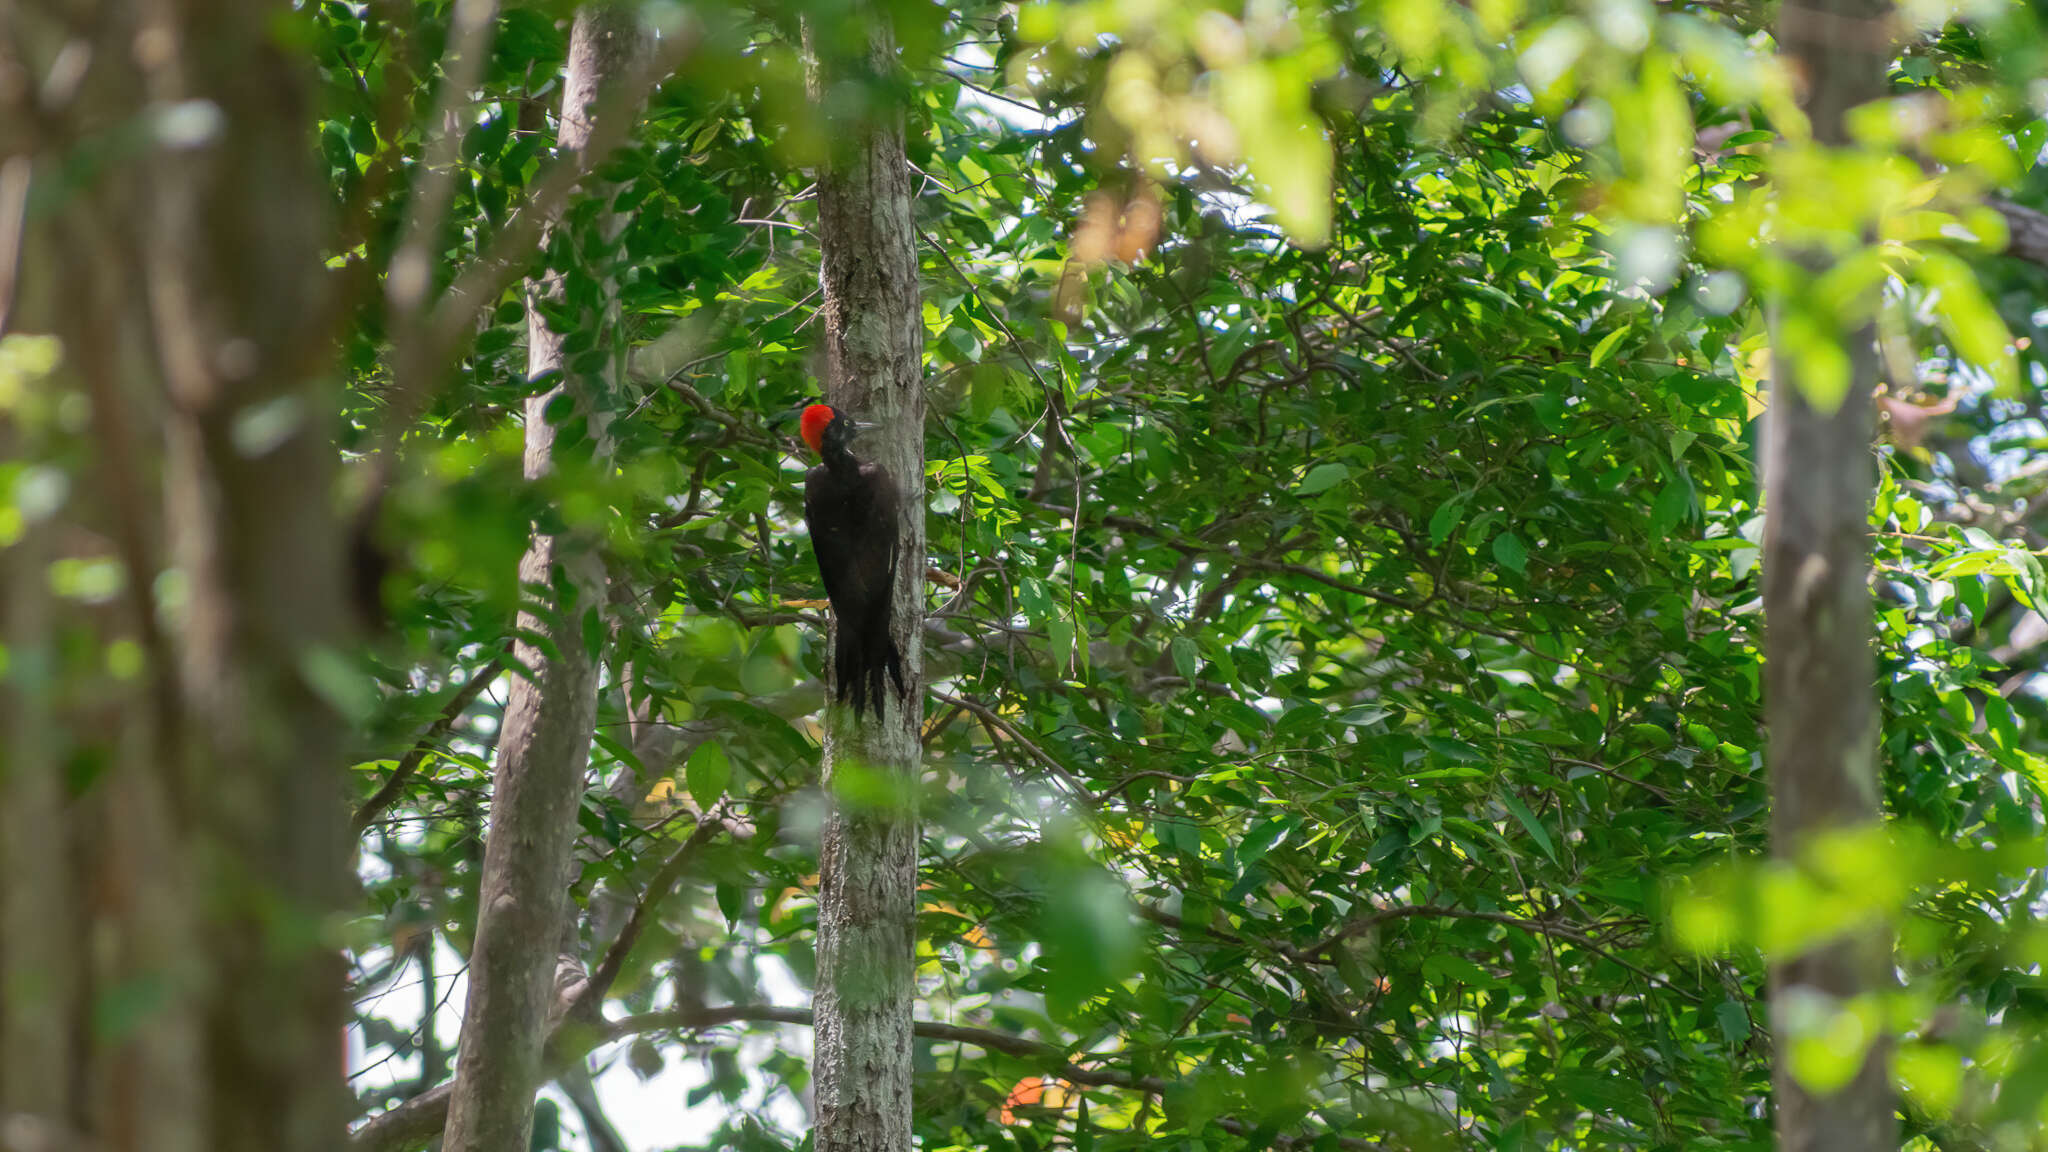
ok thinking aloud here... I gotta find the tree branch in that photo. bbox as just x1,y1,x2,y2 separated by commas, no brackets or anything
350,657,503,839
353,997,1391,1152
931,690,1091,801
572,804,731,1017
1303,903,1692,999
1031,497,1628,683
601,1008,1378,1150
373,21,697,471
1991,197,2048,271
383,0,501,325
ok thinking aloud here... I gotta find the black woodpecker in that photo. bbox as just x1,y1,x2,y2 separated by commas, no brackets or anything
800,402,907,720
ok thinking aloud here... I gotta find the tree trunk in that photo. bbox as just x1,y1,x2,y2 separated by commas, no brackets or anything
439,8,646,1151
1,0,348,1149
1764,1,1895,1149
0,346,87,1150
805,13,926,1152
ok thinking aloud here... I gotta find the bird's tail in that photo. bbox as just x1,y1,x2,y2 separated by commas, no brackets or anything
835,626,908,721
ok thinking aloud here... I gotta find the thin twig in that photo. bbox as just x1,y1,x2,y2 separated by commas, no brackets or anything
932,690,1089,800
1303,903,1692,1000
1031,497,1629,684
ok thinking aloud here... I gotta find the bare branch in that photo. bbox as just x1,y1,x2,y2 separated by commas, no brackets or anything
374,22,697,469
383,0,501,324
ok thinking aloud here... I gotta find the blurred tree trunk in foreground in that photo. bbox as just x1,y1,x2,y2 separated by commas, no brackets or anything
1763,0,1897,1147
0,1,349,1151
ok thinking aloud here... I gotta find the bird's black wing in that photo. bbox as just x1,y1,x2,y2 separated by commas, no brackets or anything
805,465,889,616
858,461,908,705
805,461,905,716
859,459,901,616
804,463,858,613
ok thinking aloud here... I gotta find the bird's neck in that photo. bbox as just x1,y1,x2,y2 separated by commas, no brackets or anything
822,444,864,474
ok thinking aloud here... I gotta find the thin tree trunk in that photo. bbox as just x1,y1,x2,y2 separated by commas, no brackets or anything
440,8,646,1151
805,12,926,1152
1764,1,1895,1148
0,351,85,1149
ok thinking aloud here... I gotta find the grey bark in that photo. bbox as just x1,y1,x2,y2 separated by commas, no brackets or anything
2,0,348,1148
805,14,926,1152
1764,1,1896,1149
439,8,646,1152
1991,197,2048,270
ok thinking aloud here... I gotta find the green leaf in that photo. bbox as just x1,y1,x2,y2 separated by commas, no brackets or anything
685,741,731,811
1649,478,1691,535
1238,817,1292,867
1297,462,1351,496
1715,1000,1751,1048
1588,327,1629,369
1918,249,2020,395
1429,496,1466,545
1214,60,1334,246
716,881,745,928
1492,532,1530,574
1423,952,1497,986
1777,306,1853,411
1499,792,1558,863
1048,615,1075,677
1018,576,1051,617
1037,863,1140,1022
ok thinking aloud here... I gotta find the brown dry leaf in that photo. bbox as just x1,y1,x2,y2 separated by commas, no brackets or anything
1878,393,1957,452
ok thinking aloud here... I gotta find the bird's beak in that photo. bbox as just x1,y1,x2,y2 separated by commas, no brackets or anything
849,420,881,436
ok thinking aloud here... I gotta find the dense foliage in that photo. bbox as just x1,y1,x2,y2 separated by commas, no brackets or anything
294,0,2048,1148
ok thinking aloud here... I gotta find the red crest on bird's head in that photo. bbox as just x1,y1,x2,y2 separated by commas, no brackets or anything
800,404,837,455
